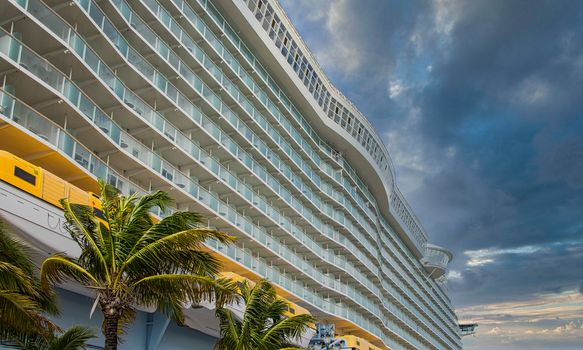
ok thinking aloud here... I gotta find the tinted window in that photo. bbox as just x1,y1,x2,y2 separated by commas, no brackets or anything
14,166,36,185
93,207,106,221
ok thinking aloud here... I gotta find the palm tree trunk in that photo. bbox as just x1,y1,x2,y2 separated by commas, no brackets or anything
104,315,119,350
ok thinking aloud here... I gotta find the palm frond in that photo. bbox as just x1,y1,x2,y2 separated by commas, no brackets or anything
133,274,238,313
60,201,110,284
98,179,119,203
0,325,46,350
118,228,233,285
40,184,237,348
47,326,95,350
0,224,35,276
40,255,99,289
215,307,243,350
0,290,58,338
121,191,171,236
0,262,37,296
215,279,314,350
261,314,315,346
122,211,202,258
0,223,59,341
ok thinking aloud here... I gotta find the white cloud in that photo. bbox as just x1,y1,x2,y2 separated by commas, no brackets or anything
459,290,583,349
464,245,542,267
447,270,462,280
515,77,551,105
388,80,405,99
432,0,463,35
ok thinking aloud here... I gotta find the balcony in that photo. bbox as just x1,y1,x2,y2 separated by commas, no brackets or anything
422,244,453,279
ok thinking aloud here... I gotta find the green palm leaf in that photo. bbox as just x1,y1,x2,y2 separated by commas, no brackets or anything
0,222,59,345
47,326,95,350
215,279,315,350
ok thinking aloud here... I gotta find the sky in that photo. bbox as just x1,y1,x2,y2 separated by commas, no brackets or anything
278,1,583,349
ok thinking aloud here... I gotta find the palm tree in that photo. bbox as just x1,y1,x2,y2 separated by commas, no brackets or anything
5,326,95,350
0,221,58,342
0,220,95,350
37,326,94,350
215,279,316,350
40,181,238,350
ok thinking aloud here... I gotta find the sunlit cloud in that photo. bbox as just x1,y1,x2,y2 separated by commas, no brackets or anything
458,290,583,323
464,245,542,267
461,290,583,348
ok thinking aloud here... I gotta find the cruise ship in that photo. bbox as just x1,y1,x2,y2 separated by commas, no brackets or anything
0,0,463,349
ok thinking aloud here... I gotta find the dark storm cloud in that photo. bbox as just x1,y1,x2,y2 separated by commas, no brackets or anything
281,0,583,344
405,1,583,307
417,0,583,144
450,240,583,306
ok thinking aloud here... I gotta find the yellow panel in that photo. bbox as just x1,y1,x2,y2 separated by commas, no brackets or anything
341,335,383,350
284,300,311,317
0,125,99,193
41,170,68,208
68,184,91,206
89,193,102,210
0,150,42,198
220,271,251,285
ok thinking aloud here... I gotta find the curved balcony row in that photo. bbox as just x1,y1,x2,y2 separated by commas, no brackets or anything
68,0,386,291
379,217,456,317
0,25,455,349
160,0,378,226
377,230,459,337
176,1,456,320
5,0,460,344
117,0,380,239
234,0,430,249
73,1,459,344
74,0,458,340
0,89,418,350
178,0,458,324
184,0,381,214
201,0,387,206
115,1,460,334
104,0,379,257
172,0,451,311
186,0,459,332
0,65,431,350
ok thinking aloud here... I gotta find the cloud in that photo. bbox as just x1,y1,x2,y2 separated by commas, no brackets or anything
450,240,583,307
388,80,406,99
459,291,583,349
281,0,429,78
464,245,542,267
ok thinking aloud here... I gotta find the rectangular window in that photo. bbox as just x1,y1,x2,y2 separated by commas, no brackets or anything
93,207,106,221
14,166,36,186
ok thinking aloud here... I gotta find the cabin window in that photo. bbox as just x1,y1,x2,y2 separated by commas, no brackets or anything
14,166,36,185
289,307,295,314
93,208,107,221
